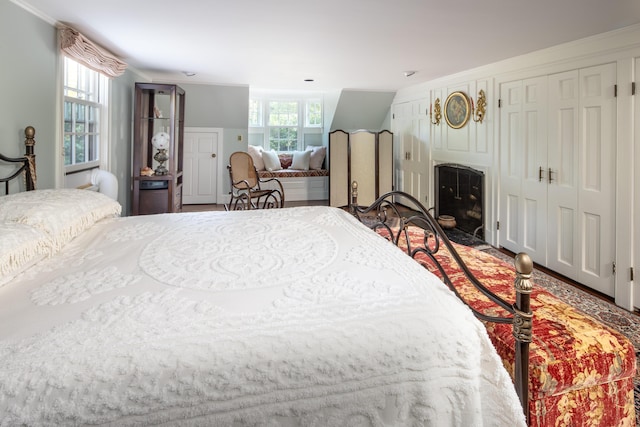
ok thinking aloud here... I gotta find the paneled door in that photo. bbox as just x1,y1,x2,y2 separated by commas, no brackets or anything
547,64,616,296
635,58,640,310
499,63,616,297
499,76,548,265
392,101,429,205
182,128,221,204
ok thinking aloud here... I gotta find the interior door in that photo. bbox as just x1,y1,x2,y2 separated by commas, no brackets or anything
183,129,220,204
393,101,428,205
499,77,548,265
547,63,616,296
635,58,640,310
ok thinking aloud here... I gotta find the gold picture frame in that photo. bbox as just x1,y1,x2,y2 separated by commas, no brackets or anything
444,91,471,129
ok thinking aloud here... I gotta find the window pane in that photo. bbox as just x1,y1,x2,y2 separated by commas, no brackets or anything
63,57,104,167
268,101,298,126
269,127,298,151
249,99,262,127
75,134,86,163
63,135,72,166
88,133,98,161
306,101,322,126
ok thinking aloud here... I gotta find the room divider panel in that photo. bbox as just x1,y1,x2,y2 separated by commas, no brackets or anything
329,129,393,207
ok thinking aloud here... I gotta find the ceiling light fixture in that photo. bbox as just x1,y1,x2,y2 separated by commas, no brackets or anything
183,71,196,77
403,71,416,77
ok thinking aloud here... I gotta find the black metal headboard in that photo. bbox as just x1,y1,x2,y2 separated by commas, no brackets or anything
0,126,37,195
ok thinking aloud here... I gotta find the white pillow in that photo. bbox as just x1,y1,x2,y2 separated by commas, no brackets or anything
262,150,282,171
291,150,311,170
0,222,51,287
307,146,327,170
247,145,265,171
0,189,122,251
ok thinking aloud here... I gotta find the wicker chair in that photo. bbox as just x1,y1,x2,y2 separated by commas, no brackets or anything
226,151,284,210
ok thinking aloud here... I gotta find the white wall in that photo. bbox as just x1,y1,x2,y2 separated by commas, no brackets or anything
0,1,57,193
391,23,640,310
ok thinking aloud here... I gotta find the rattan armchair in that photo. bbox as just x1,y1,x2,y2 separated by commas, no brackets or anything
225,151,284,210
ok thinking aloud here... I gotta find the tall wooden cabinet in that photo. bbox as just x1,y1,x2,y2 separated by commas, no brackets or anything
132,83,185,215
329,129,393,207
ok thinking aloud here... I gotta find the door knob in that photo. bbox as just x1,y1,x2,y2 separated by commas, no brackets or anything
211,153,216,158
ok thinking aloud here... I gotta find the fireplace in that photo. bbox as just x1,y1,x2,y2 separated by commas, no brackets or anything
434,163,484,239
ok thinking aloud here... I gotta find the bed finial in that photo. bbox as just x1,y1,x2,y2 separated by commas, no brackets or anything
513,251,533,423
350,181,358,211
24,126,36,190
24,126,35,155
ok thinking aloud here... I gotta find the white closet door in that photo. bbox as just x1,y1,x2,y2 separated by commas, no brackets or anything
547,63,616,296
576,64,616,295
393,101,428,204
499,77,548,264
547,70,580,277
635,59,640,310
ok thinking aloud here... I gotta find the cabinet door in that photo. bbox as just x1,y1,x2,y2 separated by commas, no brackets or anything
499,77,548,264
393,101,428,204
547,64,616,296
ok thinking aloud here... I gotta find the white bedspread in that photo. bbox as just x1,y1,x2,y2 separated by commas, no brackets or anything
0,206,525,426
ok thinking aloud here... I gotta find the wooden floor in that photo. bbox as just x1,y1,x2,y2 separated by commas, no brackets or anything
182,199,329,212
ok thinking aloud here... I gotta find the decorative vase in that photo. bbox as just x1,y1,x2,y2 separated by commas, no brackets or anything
437,215,456,229
154,149,169,175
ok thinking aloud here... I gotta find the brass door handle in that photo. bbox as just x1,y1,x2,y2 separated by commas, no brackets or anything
548,168,554,183
539,166,543,182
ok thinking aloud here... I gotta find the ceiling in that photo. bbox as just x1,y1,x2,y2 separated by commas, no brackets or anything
16,0,640,92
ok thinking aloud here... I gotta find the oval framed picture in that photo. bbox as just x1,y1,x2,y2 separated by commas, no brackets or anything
444,91,471,129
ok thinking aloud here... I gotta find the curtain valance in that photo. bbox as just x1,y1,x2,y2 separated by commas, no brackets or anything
58,24,127,78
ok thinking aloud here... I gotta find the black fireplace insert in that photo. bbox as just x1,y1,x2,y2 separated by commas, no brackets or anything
434,163,484,240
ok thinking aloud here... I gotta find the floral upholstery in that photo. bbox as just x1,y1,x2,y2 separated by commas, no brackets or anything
258,169,329,179
257,152,329,179
377,226,636,427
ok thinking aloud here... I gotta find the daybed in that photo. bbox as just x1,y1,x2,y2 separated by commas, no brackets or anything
248,145,328,201
354,189,636,427
0,128,529,425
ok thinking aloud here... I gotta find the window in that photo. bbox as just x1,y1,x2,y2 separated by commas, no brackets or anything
268,101,298,151
249,93,323,151
63,57,108,171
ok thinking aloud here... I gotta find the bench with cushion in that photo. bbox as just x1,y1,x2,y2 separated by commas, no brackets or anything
248,145,328,201
383,225,636,427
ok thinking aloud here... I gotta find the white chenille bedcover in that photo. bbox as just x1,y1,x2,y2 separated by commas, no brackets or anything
0,206,526,426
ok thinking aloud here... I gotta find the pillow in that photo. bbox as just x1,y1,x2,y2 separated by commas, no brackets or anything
290,151,311,170
262,150,282,171
278,153,293,169
307,146,327,170
247,145,265,171
0,189,122,251
0,222,51,286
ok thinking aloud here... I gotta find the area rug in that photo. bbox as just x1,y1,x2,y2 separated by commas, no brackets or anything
483,247,640,427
